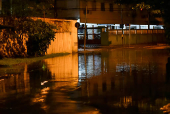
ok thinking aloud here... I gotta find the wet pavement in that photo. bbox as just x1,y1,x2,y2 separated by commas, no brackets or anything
1,47,170,114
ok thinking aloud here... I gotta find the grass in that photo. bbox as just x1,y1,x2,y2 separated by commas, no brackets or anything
0,53,70,66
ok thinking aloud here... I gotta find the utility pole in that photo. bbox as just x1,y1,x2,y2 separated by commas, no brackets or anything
121,4,123,46
148,10,150,34
129,24,130,47
84,2,87,51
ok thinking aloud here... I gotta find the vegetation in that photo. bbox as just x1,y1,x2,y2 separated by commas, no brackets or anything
162,0,170,44
115,0,170,44
2,0,56,18
25,19,56,56
1,17,56,57
0,53,69,66
1,0,58,57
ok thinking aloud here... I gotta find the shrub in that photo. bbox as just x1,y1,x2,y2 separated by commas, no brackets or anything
24,19,56,56
1,18,56,57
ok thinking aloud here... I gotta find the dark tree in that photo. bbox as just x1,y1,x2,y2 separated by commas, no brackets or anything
0,0,57,57
115,0,170,44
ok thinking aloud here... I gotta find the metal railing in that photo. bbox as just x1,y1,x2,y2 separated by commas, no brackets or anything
109,29,165,35
78,34,101,40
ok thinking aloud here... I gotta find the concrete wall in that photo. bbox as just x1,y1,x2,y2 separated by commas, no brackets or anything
32,17,78,54
101,32,109,46
108,34,166,45
46,33,72,54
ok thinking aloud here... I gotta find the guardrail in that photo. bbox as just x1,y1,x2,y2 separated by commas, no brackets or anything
109,29,165,35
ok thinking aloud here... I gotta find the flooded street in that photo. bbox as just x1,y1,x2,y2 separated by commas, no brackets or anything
0,48,170,114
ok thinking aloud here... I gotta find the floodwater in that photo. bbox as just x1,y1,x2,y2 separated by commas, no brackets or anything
0,48,170,114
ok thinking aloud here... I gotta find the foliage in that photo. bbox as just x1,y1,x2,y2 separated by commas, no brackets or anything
132,2,151,10
115,0,170,44
162,0,170,44
0,17,27,58
0,28,27,58
1,0,56,18
25,19,56,56
1,0,57,57
31,0,56,18
2,0,32,18
3,18,56,57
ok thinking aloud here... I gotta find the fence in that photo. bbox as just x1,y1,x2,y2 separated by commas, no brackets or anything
109,29,165,35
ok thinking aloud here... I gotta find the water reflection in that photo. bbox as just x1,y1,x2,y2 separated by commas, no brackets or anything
166,57,170,83
0,79,5,93
44,54,78,88
42,54,99,114
1,49,170,114
79,49,170,114
79,53,102,80
0,64,30,95
31,87,50,112
0,54,99,114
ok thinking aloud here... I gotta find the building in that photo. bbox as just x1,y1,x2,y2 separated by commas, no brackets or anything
79,0,163,25
0,0,163,26
76,0,166,45
55,0,80,19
